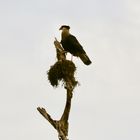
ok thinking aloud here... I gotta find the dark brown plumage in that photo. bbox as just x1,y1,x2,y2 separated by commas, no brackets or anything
60,25,92,65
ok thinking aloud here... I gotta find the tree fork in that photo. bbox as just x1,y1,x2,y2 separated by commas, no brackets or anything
37,38,75,140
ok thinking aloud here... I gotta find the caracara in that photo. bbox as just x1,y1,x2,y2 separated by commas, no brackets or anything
59,25,92,65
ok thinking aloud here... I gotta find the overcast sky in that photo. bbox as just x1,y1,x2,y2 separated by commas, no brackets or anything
0,0,140,140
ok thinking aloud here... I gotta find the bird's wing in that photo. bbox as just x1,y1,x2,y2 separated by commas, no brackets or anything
68,35,86,54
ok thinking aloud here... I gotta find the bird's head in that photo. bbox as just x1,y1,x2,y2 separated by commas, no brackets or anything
59,25,70,34
59,25,70,30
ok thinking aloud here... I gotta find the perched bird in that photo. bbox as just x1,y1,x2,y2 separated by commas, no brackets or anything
59,25,92,65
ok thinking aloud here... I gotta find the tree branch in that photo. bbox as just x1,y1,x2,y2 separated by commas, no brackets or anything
37,38,75,140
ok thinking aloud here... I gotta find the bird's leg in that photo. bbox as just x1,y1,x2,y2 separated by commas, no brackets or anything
63,52,67,60
71,55,73,61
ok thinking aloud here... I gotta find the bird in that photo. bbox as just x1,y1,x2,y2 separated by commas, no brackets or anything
59,25,92,65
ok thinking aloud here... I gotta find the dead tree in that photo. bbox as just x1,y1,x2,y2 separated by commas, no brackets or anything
37,38,78,140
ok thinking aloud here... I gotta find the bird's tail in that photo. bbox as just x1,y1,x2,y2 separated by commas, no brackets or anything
79,53,92,65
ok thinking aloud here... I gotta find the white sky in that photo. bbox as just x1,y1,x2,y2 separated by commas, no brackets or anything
0,0,140,140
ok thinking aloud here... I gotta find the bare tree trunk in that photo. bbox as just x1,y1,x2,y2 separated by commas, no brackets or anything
37,38,75,140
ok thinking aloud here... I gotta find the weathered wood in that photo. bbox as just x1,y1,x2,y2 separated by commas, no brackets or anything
37,38,74,140
54,38,66,61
